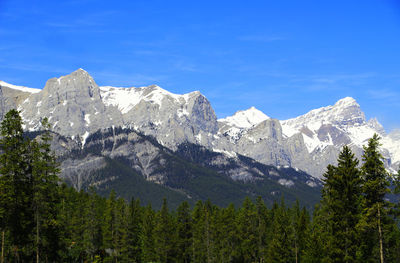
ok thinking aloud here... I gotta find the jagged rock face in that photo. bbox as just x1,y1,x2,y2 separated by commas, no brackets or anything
282,97,366,131
59,128,171,189
19,69,124,140
4,69,219,152
218,107,270,142
61,155,107,191
278,97,399,176
100,84,218,149
214,97,399,178
59,128,318,190
88,128,169,184
232,119,290,166
215,110,295,171
0,81,38,121
2,70,399,179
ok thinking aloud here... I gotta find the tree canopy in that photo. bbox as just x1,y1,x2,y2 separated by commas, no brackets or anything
0,110,399,262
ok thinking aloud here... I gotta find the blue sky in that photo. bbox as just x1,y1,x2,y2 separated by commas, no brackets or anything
0,0,399,131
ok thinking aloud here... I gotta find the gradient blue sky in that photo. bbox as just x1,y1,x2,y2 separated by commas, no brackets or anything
0,0,399,131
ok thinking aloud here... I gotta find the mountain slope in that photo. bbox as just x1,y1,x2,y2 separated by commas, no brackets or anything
54,127,321,209
280,97,399,175
2,69,398,179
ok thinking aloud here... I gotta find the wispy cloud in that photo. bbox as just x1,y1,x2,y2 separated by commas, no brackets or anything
0,63,71,75
173,60,199,72
132,50,161,56
237,35,286,42
44,10,117,31
298,73,377,92
367,89,400,104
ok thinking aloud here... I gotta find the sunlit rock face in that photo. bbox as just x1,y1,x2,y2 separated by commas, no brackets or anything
4,69,399,178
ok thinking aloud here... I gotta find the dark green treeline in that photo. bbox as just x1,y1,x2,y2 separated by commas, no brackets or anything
1,111,400,262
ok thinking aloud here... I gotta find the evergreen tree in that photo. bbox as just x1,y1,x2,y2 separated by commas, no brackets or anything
114,197,129,262
393,169,400,219
154,197,177,262
0,110,35,261
266,199,295,263
291,200,310,263
359,134,391,263
31,118,61,262
82,188,104,261
192,200,207,263
203,200,215,263
176,201,192,263
141,205,157,262
320,146,362,262
103,190,117,262
237,197,258,262
124,198,142,262
213,203,238,263
303,204,330,263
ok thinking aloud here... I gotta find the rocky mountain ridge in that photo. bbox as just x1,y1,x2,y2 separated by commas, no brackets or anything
1,69,399,178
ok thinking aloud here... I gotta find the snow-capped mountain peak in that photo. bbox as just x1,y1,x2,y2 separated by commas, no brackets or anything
1,70,398,179
100,84,202,114
281,97,365,138
0,80,41,94
334,96,358,107
279,97,400,170
219,106,270,129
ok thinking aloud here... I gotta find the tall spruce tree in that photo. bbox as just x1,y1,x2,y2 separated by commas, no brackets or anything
359,134,390,263
303,204,330,263
82,188,104,261
291,200,310,263
266,199,295,263
192,200,206,263
102,190,117,262
176,201,192,263
255,196,269,262
213,203,238,262
154,198,177,262
320,146,362,262
0,110,34,261
124,198,142,262
237,197,258,262
141,205,157,262
394,169,400,219
192,200,216,263
31,118,61,262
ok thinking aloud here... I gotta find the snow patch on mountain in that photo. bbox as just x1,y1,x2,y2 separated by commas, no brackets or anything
213,148,237,158
218,107,270,143
302,133,334,153
219,107,270,129
280,97,400,167
278,179,295,187
0,80,41,94
282,97,365,137
281,97,369,152
100,85,199,115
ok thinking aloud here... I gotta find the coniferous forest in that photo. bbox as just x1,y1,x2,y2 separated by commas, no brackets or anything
0,110,400,263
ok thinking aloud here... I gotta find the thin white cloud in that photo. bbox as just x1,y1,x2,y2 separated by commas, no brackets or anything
173,60,199,72
367,89,400,103
237,35,286,42
0,63,71,75
44,10,117,29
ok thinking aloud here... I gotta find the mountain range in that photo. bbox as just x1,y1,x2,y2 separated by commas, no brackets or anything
0,69,398,207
